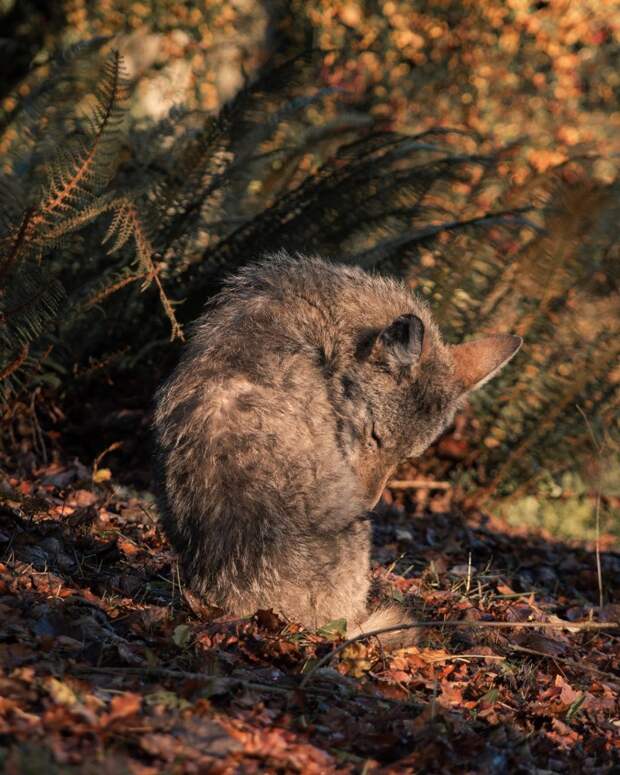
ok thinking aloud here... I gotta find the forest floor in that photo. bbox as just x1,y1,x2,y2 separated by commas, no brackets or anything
0,451,618,773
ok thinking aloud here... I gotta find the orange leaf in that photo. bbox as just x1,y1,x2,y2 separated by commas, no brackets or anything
118,538,139,556
554,675,581,708
107,692,142,723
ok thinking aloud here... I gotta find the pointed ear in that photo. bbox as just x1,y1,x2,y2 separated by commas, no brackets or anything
374,314,425,366
450,334,522,393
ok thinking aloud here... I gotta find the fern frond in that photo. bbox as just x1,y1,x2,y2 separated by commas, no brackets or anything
0,206,36,281
0,264,65,345
73,267,141,313
350,209,535,270
0,343,29,384
102,195,184,341
34,51,128,223
31,192,116,246
148,52,340,265
102,198,136,253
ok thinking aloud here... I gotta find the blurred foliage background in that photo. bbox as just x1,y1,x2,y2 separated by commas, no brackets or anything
0,0,618,540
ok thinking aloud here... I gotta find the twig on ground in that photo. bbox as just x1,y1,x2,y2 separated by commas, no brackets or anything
425,653,506,662
387,480,451,490
72,665,303,696
300,619,619,688
70,665,410,705
509,643,620,686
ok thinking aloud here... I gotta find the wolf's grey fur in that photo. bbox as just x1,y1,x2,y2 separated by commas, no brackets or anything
153,252,520,645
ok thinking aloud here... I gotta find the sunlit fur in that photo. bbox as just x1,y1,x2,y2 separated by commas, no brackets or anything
153,252,516,646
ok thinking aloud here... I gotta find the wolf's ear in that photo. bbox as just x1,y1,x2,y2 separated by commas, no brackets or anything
450,334,522,393
374,314,425,366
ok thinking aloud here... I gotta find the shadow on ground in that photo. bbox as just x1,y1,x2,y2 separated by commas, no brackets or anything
0,466,618,772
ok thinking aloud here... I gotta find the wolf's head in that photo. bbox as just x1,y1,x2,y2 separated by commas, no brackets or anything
334,306,521,505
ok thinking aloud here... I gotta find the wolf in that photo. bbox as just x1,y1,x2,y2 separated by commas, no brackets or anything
153,252,521,645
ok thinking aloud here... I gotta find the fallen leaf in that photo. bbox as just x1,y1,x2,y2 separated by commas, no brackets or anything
173,624,192,648
118,538,139,556
317,618,347,639
139,733,178,761
437,680,464,709
554,674,582,708
341,641,373,677
548,717,582,748
107,692,142,723
67,490,97,507
44,677,78,707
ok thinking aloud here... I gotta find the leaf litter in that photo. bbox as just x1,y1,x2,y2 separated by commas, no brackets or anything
0,456,618,773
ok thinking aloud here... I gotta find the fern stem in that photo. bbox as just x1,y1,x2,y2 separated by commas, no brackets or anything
0,343,29,382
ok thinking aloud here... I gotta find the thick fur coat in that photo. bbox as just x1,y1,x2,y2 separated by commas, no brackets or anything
153,252,520,644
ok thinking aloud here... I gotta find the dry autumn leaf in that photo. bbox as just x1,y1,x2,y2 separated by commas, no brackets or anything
106,692,142,723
